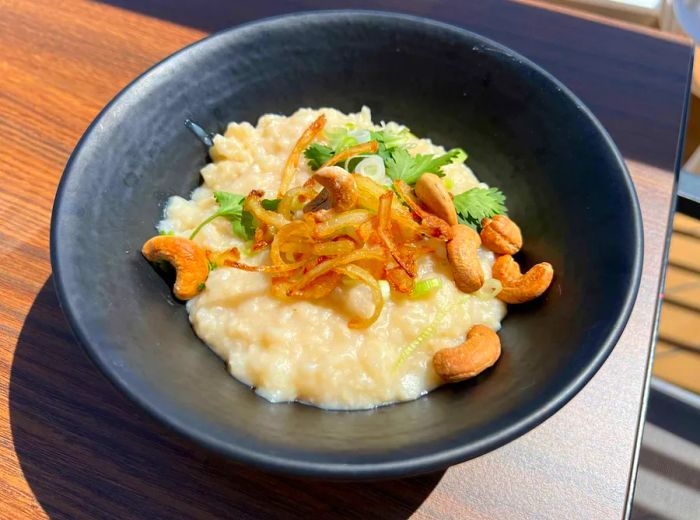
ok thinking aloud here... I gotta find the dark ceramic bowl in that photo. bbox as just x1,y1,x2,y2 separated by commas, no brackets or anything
51,11,642,479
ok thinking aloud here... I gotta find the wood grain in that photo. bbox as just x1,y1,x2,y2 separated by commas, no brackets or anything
653,341,700,393
0,0,691,518
654,212,700,389
664,266,700,309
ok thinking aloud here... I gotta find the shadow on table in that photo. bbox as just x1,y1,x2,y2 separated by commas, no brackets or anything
96,0,426,33
94,0,688,173
10,278,443,519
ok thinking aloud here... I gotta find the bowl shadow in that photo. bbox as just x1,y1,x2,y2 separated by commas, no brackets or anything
10,277,444,519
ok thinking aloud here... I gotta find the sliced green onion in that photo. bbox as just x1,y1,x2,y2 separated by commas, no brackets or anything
348,128,371,143
394,295,469,369
378,280,391,301
410,277,443,298
355,155,389,185
476,278,502,300
343,153,372,171
374,124,412,149
325,126,358,151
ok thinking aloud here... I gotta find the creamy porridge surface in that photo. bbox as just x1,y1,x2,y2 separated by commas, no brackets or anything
158,107,506,410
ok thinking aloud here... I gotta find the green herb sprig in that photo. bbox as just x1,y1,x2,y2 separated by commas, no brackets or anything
190,192,279,241
304,143,335,170
452,187,507,229
303,124,466,184
385,148,466,184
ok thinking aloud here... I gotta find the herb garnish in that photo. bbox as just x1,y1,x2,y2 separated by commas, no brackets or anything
304,143,335,170
452,187,507,229
304,125,466,184
190,192,279,241
385,148,466,184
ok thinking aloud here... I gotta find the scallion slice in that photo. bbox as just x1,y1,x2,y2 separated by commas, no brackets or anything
410,277,443,298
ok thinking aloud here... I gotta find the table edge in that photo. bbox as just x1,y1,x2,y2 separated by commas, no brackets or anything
623,47,694,519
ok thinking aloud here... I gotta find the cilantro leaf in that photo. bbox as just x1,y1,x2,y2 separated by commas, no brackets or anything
385,148,416,182
213,191,245,214
385,148,466,184
370,128,411,162
231,198,279,240
304,143,335,170
232,209,257,241
190,190,266,241
190,191,244,239
452,187,507,229
261,198,281,211
190,192,281,241
427,148,466,170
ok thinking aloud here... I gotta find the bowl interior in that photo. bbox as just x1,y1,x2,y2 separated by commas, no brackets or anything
52,12,641,477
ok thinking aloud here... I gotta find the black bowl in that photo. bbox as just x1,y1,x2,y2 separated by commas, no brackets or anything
51,11,642,479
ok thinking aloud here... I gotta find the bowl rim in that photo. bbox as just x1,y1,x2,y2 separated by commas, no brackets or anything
50,9,644,479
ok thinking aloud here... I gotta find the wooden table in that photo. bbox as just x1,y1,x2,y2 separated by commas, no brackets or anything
0,1,691,518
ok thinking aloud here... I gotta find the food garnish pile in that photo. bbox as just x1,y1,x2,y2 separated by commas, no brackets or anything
143,114,554,384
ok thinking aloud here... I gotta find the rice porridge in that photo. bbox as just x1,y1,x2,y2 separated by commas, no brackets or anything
154,107,509,410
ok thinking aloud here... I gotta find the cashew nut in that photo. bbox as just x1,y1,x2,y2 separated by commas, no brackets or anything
433,324,501,382
414,173,458,225
480,215,522,255
446,224,484,293
491,254,553,304
303,166,358,212
142,235,209,300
